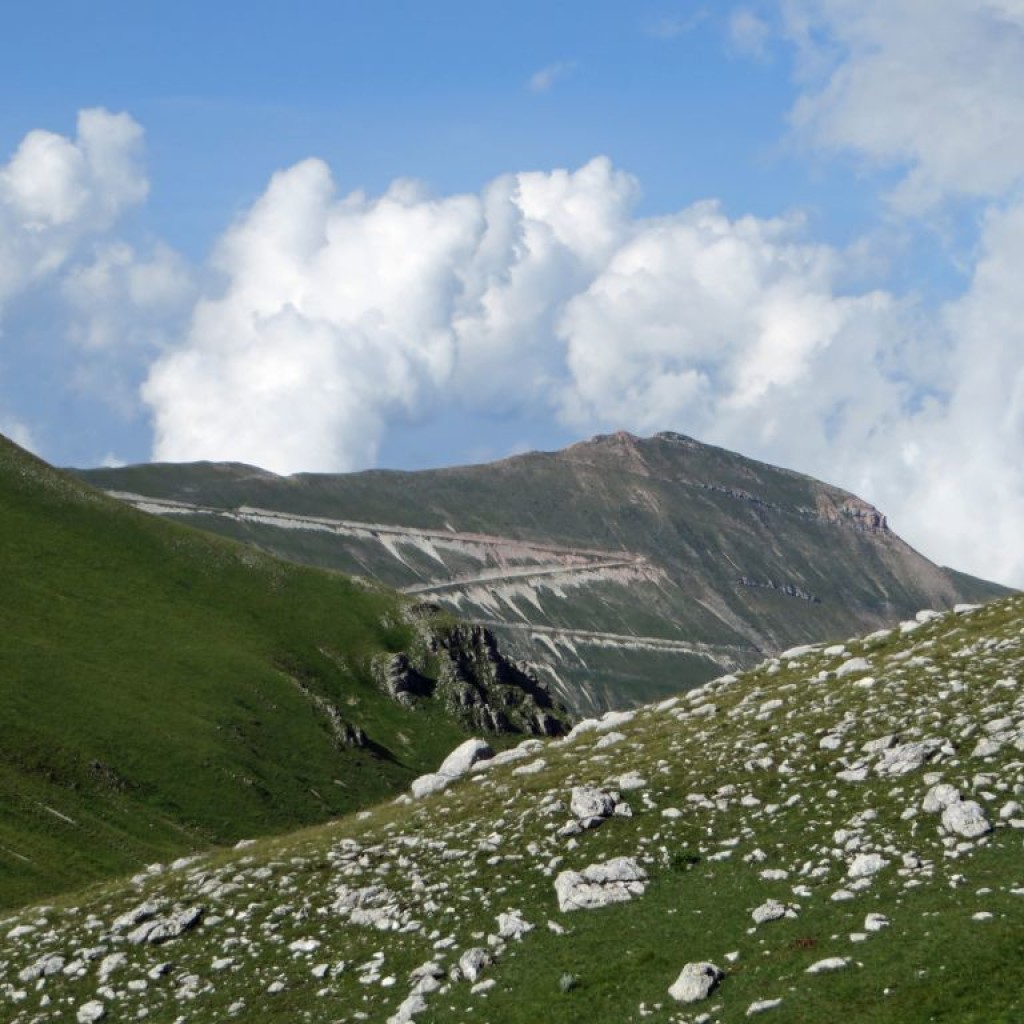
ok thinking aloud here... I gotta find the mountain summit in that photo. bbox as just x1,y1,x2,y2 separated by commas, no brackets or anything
76,431,1009,715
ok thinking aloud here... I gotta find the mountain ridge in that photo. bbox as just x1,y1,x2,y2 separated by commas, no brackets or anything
75,431,1012,716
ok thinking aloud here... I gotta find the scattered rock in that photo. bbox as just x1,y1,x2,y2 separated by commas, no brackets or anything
806,957,849,974
555,857,647,912
668,961,723,1003
942,800,992,839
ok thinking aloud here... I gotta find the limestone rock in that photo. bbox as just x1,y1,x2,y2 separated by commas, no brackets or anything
806,957,849,973
439,738,494,778
76,1002,106,1024
942,800,992,839
874,739,942,776
923,783,961,813
554,856,647,912
751,899,798,924
847,853,887,879
457,947,493,983
126,905,203,944
570,786,616,820
668,961,723,1003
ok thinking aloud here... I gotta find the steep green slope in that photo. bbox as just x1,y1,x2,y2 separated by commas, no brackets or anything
76,431,1013,715
0,437,565,910
3,597,1024,1022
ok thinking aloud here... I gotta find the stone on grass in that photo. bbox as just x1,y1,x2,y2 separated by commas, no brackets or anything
555,857,647,912
570,786,616,821
847,853,887,879
806,957,849,974
127,905,203,944
457,947,492,983
411,738,494,797
922,784,961,813
668,961,723,1003
76,1002,106,1024
751,899,797,924
942,800,992,839
496,911,533,941
439,738,494,778
874,740,942,776
747,998,783,1015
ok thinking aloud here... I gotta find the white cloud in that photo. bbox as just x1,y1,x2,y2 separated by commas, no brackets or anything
782,0,1024,209
527,61,578,94
0,109,148,306
143,157,636,474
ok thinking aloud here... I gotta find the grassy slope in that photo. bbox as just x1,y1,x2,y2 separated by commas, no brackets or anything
0,437,473,909
3,596,1024,1022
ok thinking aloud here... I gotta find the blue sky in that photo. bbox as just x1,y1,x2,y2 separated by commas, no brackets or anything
3,1,1024,585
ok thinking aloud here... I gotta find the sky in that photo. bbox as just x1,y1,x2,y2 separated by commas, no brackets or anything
2,1,1024,586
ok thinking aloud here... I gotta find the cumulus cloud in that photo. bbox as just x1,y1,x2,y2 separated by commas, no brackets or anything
782,0,1024,209
0,109,148,306
143,157,637,473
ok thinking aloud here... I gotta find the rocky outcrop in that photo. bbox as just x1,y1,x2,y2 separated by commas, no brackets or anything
554,856,647,912
373,612,571,738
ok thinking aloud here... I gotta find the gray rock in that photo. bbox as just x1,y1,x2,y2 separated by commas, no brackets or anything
412,738,494,797
127,905,203,944
439,738,494,779
457,947,493,983
668,961,723,1003
746,998,783,1015
76,1002,106,1024
570,786,616,820
18,953,65,983
874,739,942,776
923,783,961,813
942,800,992,838
751,898,799,924
496,911,533,941
554,856,647,912
847,853,887,879
806,957,849,973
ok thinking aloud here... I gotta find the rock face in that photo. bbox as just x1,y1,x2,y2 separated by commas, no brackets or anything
668,961,724,1003
375,616,571,738
554,857,648,912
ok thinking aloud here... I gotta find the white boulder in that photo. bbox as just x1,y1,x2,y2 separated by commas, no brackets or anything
668,961,723,1003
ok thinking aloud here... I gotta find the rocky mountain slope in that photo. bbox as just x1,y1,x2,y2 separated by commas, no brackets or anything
76,431,1010,715
0,435,567,909
4,596,1024,1023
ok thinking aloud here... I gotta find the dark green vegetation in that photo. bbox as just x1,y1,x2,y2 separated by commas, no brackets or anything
0,436,565,910
4,595,1024,1022
78,431,1011,715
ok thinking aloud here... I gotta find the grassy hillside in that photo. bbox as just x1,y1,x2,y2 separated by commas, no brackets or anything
0,436,548,910
3,596,1023,1022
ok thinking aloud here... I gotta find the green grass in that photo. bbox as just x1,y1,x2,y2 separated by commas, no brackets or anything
3,593,1023,1021
0,437,481,908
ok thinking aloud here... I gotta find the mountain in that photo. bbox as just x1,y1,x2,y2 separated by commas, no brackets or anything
4,596,1024,1023
0,435,567,909
76,430,1011,716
